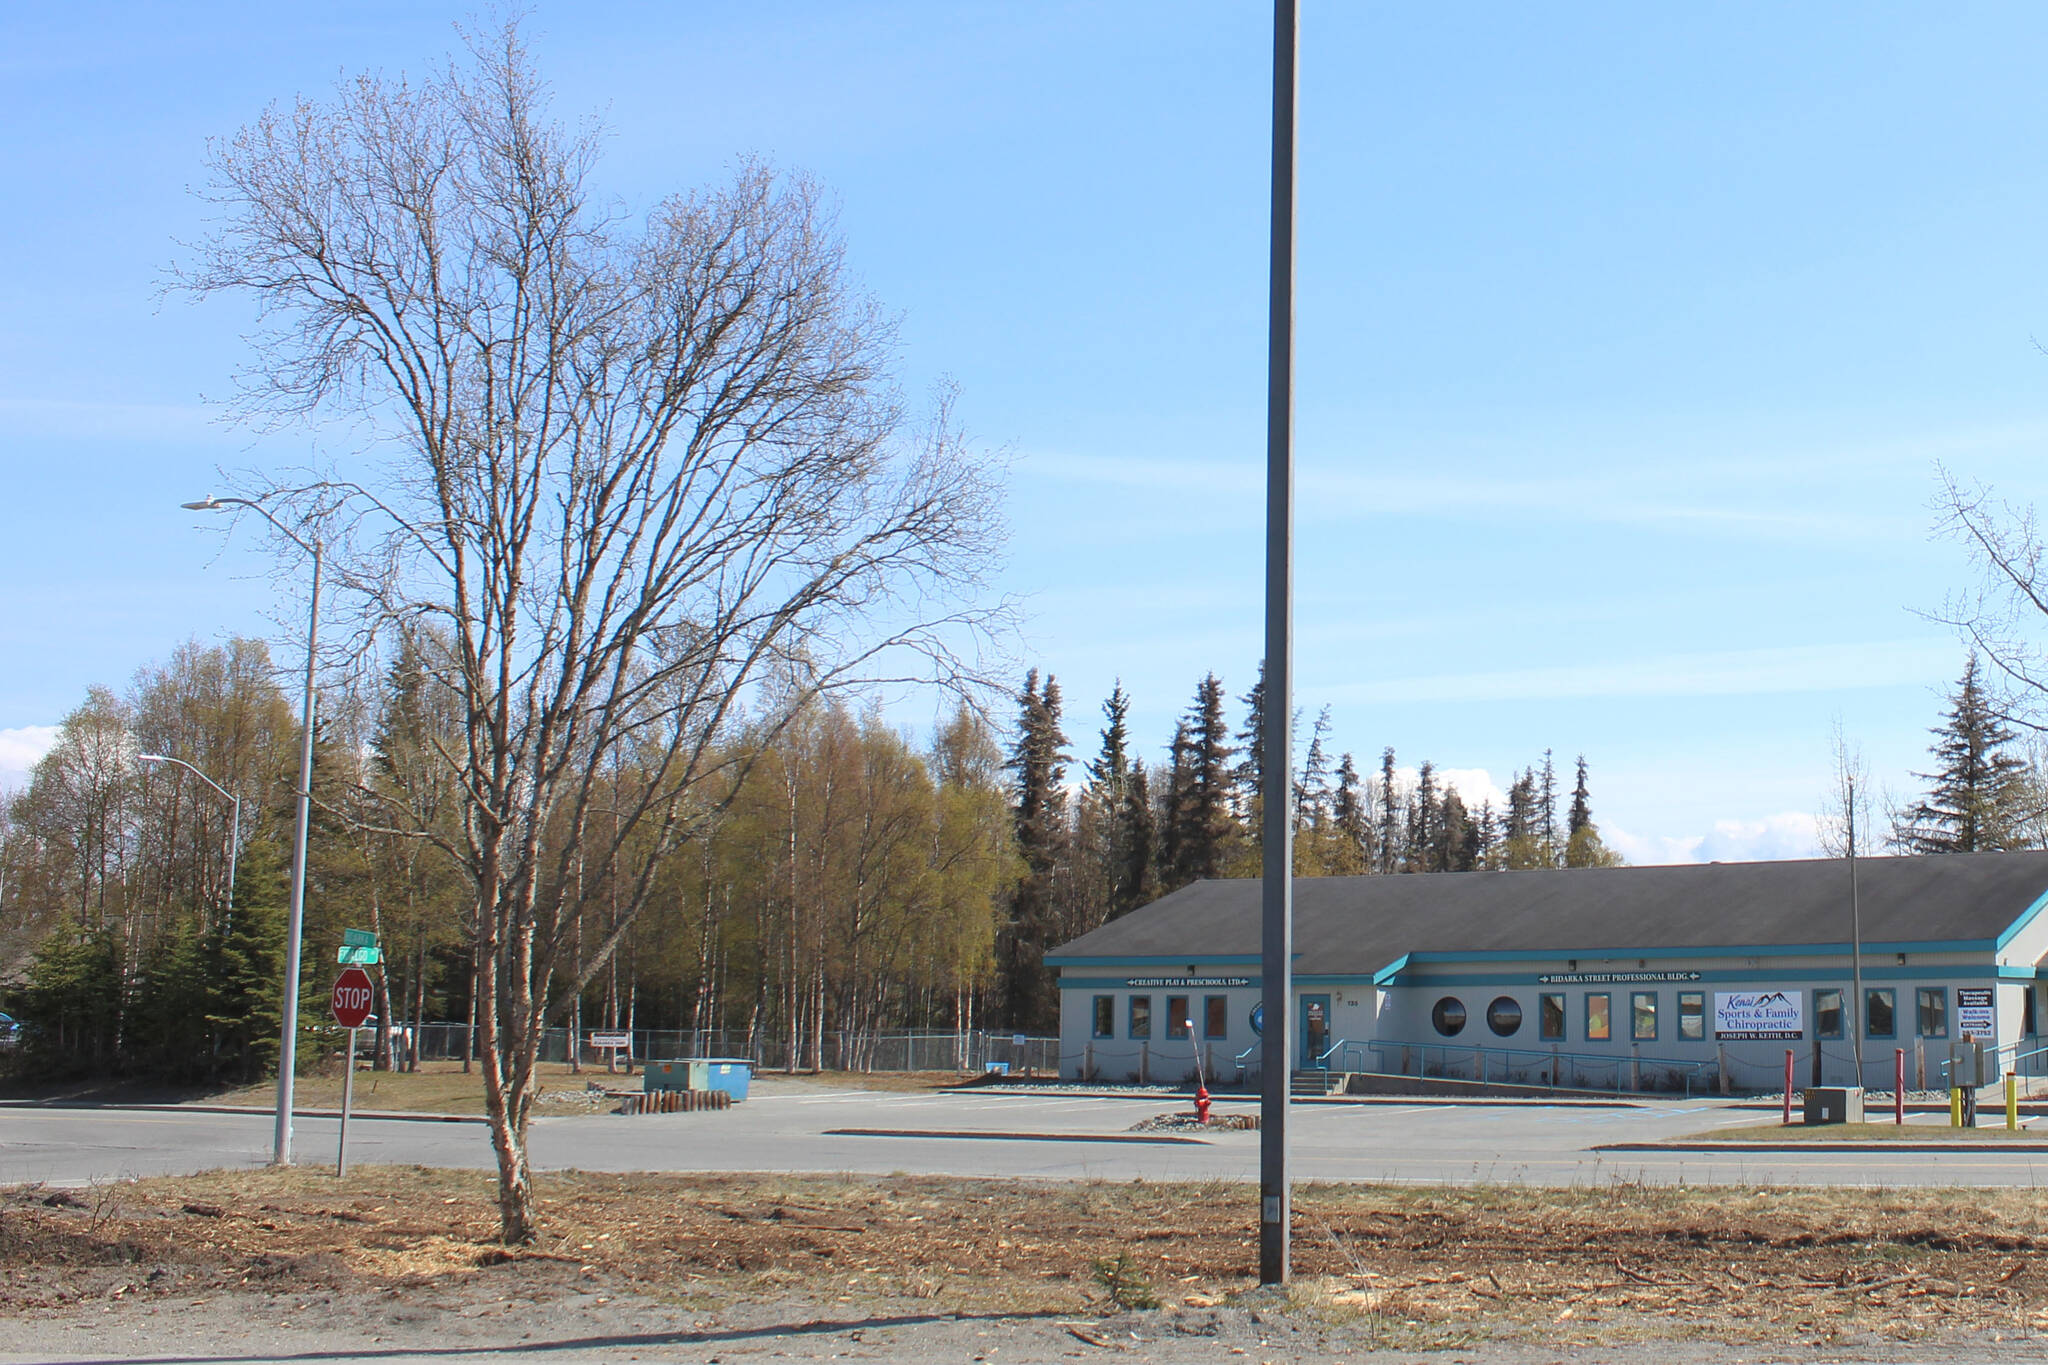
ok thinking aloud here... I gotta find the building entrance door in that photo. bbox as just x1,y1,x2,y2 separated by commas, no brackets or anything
1301,994,1332,1069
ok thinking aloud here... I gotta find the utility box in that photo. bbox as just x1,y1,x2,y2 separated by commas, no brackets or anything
644,1057,751,1102
1803,1086,1864,1125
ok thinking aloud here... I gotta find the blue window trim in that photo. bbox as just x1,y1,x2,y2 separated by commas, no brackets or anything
1916,985,1949,1039
1585,991,1612,1043
1813,987,1846,1041
1677,990,1706,1041
1128,994,1152,1041
1165,994,1191,1040
1091,994,1114,1040
1866,987,1897,1039
1538,991,1566,1041
1202,994,1228,1039
1629,990,1658,1042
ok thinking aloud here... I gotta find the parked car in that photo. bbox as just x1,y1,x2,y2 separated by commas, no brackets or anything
0,1012,19,1048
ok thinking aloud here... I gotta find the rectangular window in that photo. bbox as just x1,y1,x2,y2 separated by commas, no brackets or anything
1585,992,1611,1042
2026,986,2039,1038
1204,995,1228,1039
1917,987,1948,1039
1129,996,1152,1040
1630,991,1657,1042
1091,995,1114,1040
1166,996,1191,1039
1540,992,1566,1042
1678,991,1705,1041
1866,988,1895,1039
1815,989,1844,1040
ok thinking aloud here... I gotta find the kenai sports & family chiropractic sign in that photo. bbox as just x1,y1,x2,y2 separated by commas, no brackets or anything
1713,990,1803,1040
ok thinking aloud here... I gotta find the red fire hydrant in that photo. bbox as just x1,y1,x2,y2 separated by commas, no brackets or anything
1193,1083,1212,1126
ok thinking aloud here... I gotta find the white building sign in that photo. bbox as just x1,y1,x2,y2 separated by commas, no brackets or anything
1713,991,1803,1040
1956,987,1995,1042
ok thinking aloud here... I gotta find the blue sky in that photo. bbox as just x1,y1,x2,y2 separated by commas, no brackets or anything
7,2,2048,861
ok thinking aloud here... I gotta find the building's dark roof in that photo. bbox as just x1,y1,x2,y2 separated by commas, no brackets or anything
1046,853,2048,978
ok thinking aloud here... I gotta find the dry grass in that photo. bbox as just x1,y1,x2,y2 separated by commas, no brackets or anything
11,1167,2048,1350
200,1062,976,1113
206,1061,617,1114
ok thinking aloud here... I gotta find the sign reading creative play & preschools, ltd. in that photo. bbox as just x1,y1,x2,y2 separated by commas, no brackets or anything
1713,990,1803,1040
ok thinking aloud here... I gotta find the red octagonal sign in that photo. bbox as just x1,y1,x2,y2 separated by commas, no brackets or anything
331,966,374,1028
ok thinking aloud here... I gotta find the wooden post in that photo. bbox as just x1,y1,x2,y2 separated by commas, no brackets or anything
1717,1042,1730,1096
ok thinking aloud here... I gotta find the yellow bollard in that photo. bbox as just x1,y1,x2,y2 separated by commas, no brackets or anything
1951,1088,1964,1127
2009,1071,2020,1131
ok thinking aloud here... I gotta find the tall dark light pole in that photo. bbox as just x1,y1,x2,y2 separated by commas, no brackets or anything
1259,0,1298,1288
183,495,321,1166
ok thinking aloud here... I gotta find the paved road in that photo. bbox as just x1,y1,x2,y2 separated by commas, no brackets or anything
5,1084,2047,1187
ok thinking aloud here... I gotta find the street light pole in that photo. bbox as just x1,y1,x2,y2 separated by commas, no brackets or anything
183,496,321,1166
1259,0,1298,1288
135,754,240,927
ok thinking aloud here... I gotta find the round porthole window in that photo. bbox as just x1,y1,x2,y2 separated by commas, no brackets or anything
1487,996,1523,1037
1431,996,1467,1037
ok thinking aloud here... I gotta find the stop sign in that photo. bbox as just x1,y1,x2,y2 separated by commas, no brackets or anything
331,966,374,1028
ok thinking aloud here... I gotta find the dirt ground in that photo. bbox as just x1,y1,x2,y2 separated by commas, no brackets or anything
10,1168,2048,1360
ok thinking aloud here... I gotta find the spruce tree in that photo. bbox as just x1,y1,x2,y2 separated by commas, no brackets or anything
1567,755,1593,838
1561,757,1623,868
1116,762,1156,916
1406,762,1439,873
1079,683,1147,923
1155,719,1191,891
999,669,1070,1031
1296,707,1332,834
1332,752,1371,872
1376,748,1401,875
1538,749,1560,867
1169,674,1240,884
1438,788,1476,871
1235,663,1267,806
1892,654,2037,854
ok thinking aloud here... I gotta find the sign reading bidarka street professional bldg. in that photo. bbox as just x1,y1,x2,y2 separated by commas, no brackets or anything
1713,990,1803,1040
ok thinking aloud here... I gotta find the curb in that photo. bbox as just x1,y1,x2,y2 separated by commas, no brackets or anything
824,1127,1210,1145
1598,1140,2048,1154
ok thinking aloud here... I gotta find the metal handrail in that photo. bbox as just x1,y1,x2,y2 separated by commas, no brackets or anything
1365,1038,1711,1096
1315,1037,1348,1065
1235,1043,1260,1066
1937,1039,2048,1086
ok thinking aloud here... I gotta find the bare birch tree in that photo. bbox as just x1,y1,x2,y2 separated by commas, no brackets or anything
183,22,1003,1241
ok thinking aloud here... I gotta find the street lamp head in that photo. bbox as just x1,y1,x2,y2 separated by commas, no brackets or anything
137,754,168,764
182,497,224,511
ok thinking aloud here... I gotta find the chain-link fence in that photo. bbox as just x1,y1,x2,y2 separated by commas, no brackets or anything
398,1023,1057,1074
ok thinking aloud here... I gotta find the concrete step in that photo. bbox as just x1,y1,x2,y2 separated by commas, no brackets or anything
1290,1069,1347,1097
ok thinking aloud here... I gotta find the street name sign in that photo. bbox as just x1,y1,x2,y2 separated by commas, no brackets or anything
331,967,375,1028
336,945,382,965
342,928,378,947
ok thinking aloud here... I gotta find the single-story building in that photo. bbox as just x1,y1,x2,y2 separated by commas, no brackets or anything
1045,852,2048,1093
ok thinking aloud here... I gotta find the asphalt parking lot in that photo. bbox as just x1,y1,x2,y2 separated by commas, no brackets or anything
7,1078,2048,1189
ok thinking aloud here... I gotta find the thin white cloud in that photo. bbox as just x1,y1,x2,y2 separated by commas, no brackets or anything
1320,639,1955,705
0,395,217,442
0,725,59,792
1017,450,1910,542
1607,811,1822,866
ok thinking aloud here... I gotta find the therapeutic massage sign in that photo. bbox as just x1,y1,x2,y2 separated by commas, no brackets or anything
1713,990,1804,1040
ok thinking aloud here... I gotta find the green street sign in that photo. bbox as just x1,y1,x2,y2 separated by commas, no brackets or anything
342,928,379,948
337,944,382,965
